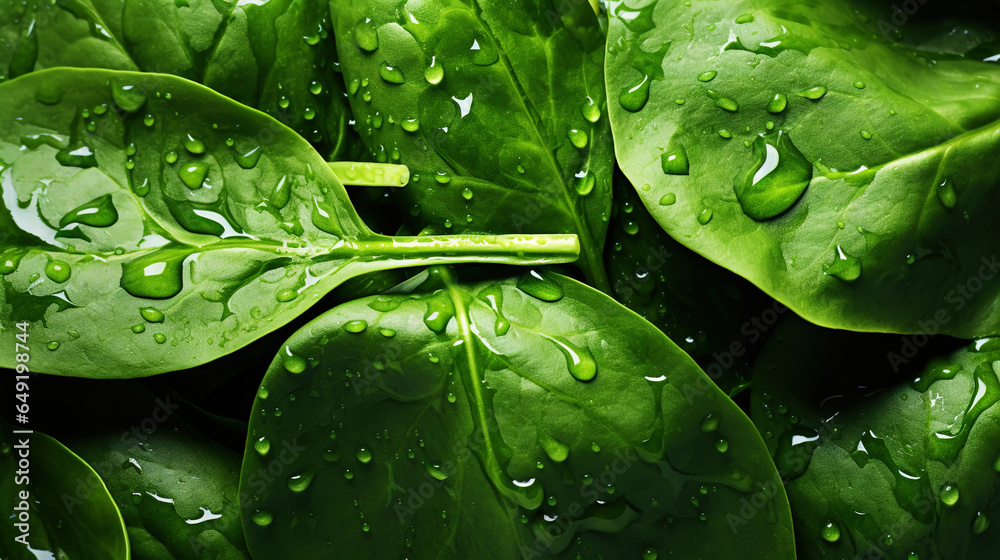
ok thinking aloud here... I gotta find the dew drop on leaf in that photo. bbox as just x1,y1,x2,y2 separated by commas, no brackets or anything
140,307,165,323
733,131,812,221
767,93,787,114
824,245,862,282
287,468,315,492
45,260,71,283
251,509,273,526
254,437,271,456
821,521,840,542
517,270,564,302
660,145,689,175
354,19,379,52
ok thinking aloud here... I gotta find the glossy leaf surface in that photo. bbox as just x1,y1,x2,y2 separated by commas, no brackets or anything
0,69,580,378
751,316,1000,559
607,0,1000,337
240,268,794,559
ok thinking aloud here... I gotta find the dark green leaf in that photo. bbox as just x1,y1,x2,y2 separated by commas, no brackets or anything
331,0,615,290
606,0,1000,337
0,0,353,159
1,421,129,559
240,267,794,559
751,315,1000,559
0,68,580,378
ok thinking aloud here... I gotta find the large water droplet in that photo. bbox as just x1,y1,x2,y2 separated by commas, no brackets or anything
251,509,273,526
767,93,787,114
619,75,651,112
478,286,510,336
821,521,840,542
517,270,564,302
120,249,187,299
140,307,165,323
178,162,209,189
287,469,316,492
660,145,689,175
425,56,444,85
937,178,957,210
59,194,118,228
733,131,811,221
236,146,261,169
545,335,597,382
354,19,379,52
379,62,406,84
45,260,71,283
538,433,569,463
940,483,959,506
254,437,271,456
111,80,147,112
824,245,862,282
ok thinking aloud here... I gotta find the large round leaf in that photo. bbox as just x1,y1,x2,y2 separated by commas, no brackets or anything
240,268,794,559
606,0,1000,337
0,69,580,377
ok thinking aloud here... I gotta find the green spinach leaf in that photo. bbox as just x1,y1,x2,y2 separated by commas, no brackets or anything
240,267,794,559
330,0,615,290
0,0,353,159
0,68,580,378
606,0,1000,337
1,420,129,559
751,316,1000,559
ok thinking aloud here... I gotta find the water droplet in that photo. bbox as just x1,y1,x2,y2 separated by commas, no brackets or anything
733,131,812,221
283,348,307,373
309,81,323,95
854,81,866,89
254,437,271,456
423,296,455,333
824,245,862,282
940,483,959,506
821,521,840,542
582,96,602,122
697,70,717,82
461,187,473,200
356,448,372,464
236,146,261,169
660,145,689,175
425,56,444,84
56,145,97,168
402,117,420,132
697,208,713,225
973,511,990,535
767,93,787,114
659,193,676,206
700,414,719,432
545,335,597,382
140,307,164,323
287,469,315,492
708,90,739,112
153,333,167,344
860,130,872,140
718,129,732,139
567,129,588,149
354,19,379,52
45,260,71,283
575,173,596,196
47,341,59,351
111,80,147,112
257,387,269,400
797,86,827,100
59,194,118,228
344,320,368,333
937,178,957,210
251,509,273,526
427,464,448,480
735,13,755,23
643,548,658,560
715,438,729,452
478,287,510,336
270,176,291,209
619,75,651,112
517,270,564,302
183,134,206,155
379,62,405,84
178,162,209,189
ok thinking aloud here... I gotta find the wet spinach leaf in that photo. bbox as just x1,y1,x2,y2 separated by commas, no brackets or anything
330,0,615,290
606,0,1000,337
0,0,354,160
751,315,1000,559
240,267,794,559
1,420,129,559
0,68,580,378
